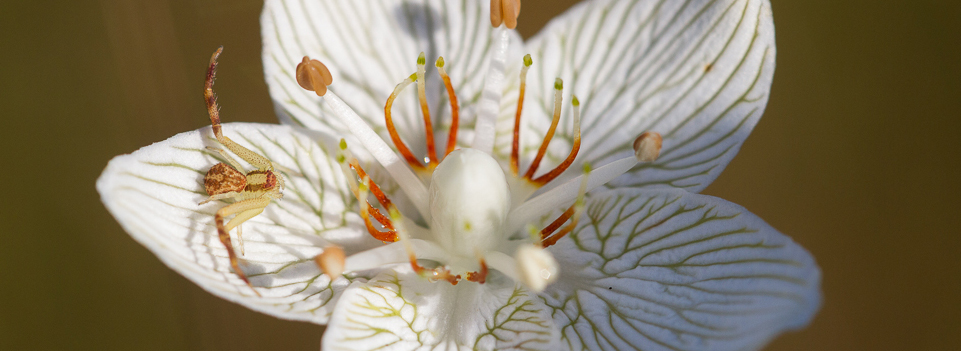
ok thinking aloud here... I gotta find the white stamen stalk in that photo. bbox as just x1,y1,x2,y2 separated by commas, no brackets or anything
343,239,448,273
322,91,429,218
508,131,661,233
472,28,510,154
507,156,637,233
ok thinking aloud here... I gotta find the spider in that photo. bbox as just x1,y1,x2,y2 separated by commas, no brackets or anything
198,47,284,296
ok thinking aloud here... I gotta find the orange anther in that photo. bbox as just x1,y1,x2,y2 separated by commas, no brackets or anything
490,0,521,29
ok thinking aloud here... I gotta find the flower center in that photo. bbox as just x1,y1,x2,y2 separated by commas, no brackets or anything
429,148,510,262
297,48,662,291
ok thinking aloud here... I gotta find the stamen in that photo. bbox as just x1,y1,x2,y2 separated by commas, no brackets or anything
531,95,581,185
308,61,429,218
490,0,521,29
507,131,658,233
415,53,438,166
515,244,558,292
315,245,346,280
490,0,503,27
524,78,564,179
343,239,447,273
436,57,461,156
296,56,333,96
511,54,533,175
472,28,510,154
385,72,424,169
633,131,663,162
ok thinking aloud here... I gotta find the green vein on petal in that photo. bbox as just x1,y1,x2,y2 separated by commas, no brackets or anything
98,122,374,324
324,267,556,350
541,188,820,351
522,0,777,194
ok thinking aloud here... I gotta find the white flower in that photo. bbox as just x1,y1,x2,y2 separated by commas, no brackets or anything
97,0,821,350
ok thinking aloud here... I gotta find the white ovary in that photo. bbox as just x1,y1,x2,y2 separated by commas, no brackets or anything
428,148,511,269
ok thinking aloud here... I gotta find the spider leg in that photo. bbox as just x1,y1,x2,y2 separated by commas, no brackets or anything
199,192,238,205
205,48,274,171
237,225,244,256
225,206,265,257
214,197,271,297
206,146,246,173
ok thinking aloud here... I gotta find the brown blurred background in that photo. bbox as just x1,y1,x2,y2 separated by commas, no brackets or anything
1,0,958,350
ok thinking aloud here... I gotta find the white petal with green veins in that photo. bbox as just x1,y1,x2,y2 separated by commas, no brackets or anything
522,0,776,193
324,267,557,351
541,188,820,351
262,0,524,157
97,123,377,323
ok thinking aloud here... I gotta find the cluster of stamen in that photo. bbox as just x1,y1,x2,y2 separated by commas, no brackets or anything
298,51,587,286
297,48,660,290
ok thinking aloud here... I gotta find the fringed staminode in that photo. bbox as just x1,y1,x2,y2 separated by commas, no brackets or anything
436,57,461,156
539,163,590,248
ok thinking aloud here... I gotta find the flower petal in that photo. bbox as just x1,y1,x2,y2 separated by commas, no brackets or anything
262,0,523,156
541,188,820,350
522,0,776,192
97,123,379,323
323,267,556,350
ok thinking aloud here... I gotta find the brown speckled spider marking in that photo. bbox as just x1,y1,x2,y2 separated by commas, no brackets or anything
199,47,284,297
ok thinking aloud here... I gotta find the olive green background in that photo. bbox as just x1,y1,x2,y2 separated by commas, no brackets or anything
1,0,958,350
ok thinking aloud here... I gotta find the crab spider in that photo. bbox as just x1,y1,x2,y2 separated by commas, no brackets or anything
199,47,285,297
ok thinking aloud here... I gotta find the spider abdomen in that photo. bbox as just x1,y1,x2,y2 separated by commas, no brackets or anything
204,163,246,195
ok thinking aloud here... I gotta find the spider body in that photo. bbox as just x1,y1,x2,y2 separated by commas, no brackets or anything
203,163,246,195
199,47,284,296
204,165,281,198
